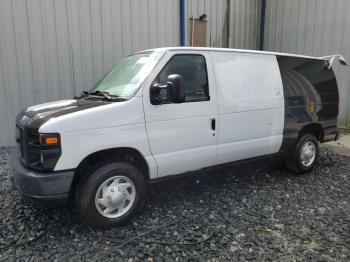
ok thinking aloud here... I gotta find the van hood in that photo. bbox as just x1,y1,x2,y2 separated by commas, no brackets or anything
18,99,110,129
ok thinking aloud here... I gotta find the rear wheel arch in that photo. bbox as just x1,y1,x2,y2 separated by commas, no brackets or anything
298,123,324,142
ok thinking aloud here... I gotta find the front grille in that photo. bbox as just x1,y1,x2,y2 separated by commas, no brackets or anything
15,121,61,171
16,125,29,166
16,126,24,159
15,113,43,169
19,128,24,159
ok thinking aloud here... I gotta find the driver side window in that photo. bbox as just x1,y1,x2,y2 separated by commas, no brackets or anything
155,54,209,102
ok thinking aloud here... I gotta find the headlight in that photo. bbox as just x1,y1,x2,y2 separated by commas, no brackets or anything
28,132,61,171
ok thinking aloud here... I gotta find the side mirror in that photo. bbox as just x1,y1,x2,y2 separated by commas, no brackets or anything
167,74,185,103
150,74,185,105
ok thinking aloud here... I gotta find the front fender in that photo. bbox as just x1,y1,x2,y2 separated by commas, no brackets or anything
54,124,158,179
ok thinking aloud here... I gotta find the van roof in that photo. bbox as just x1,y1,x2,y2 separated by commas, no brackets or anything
140,47,327,61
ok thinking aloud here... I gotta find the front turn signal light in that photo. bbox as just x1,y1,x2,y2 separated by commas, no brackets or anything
45,137,58,145
38,134,59,145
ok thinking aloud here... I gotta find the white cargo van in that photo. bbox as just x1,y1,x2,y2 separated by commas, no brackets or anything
11,47,345,229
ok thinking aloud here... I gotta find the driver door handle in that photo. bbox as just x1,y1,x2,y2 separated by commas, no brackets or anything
211,118,216,131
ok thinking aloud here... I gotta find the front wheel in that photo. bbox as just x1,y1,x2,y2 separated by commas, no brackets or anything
285,134,319,174
75,161,148,230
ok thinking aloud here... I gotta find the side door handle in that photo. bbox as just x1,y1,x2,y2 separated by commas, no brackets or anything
211,118,216,131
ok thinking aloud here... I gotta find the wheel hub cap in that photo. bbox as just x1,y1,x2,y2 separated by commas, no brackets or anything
108,190,124,207
95,176,136,218
300,141,316,167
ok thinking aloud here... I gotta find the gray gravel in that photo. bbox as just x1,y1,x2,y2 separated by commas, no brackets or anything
0,146,349,261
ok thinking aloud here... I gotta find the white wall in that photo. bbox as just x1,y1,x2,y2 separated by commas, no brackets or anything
264,0,350,128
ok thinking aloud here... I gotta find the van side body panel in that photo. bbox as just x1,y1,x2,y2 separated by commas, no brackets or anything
211,52,285,164
277,56,339,151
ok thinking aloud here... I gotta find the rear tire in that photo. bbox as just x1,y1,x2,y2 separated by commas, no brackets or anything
75,161,148,230
285,133,319,174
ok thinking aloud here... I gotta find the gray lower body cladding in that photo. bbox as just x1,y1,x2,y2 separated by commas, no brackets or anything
10,148,74,205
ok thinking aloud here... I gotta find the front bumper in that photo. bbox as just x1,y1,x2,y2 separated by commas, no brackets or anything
10,148,74,205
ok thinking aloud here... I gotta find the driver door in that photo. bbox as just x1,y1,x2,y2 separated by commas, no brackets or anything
142,51,218,178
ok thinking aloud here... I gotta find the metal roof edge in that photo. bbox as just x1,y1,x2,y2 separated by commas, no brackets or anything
137,47,329,61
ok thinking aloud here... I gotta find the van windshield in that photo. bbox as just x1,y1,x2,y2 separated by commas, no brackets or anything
89,51,164,98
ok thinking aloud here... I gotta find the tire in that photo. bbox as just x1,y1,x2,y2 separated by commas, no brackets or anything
285,133,319,174
75,161,148,230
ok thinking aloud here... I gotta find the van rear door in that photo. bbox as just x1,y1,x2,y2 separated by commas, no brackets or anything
142,51,218,177
211,52,284,164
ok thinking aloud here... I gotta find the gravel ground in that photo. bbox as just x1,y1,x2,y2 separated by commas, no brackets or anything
0,146,349,262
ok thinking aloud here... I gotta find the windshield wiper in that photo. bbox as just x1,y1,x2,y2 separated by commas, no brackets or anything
76,90,127,101
89,90,113,100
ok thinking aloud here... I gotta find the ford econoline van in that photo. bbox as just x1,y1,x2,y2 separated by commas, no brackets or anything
11,47,346,229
